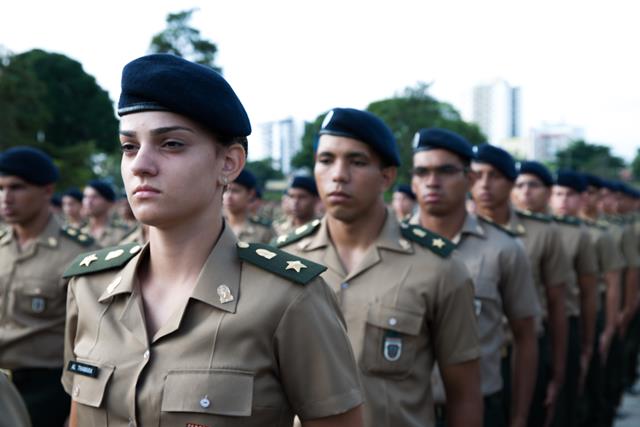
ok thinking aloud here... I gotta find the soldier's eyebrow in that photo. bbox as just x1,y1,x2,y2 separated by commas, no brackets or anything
119,126,195,137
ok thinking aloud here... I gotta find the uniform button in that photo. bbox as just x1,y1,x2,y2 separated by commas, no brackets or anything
73,384,80,397
143,350,150,360
388,317,398,326
341,282,349,289
200,397,211,408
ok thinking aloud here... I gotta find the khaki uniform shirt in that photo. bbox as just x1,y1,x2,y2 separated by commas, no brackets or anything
0,216,96,369
62,225,362,426
231,218,274,244
503,209,572,318
82,222,130,248
411,213,539,398
552,217,598,317
282,210,480,427
118,224,147,246
584,221,624,299
604,217,640,269
0,372,31,427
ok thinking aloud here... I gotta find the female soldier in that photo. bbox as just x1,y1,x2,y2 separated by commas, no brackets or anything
62,54,363,427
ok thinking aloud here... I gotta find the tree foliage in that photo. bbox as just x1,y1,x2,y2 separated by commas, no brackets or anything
631,148,640,181
292,83,486,184
554,140,626,179
149,9,221,72
245,158,285,189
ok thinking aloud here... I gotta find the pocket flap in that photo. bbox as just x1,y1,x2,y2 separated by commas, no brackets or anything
367,306,423,335
161,369,254,416
71,360,114,408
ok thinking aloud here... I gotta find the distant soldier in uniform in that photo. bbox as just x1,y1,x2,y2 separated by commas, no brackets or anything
273,176,319,236
224,169,275,243
62,54,364,427
475,149,570,427
61,188,85,228
279,108,483,427
0,147,96,427
0,371,31,427
410,129,539,427
82,179,129,247
549,171,598,427
391,183,416,221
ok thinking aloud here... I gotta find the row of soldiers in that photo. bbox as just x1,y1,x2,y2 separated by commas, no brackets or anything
1,108,639,426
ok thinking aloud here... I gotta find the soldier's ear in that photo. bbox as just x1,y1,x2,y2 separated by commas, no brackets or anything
380,166,398,193
220,143,246,184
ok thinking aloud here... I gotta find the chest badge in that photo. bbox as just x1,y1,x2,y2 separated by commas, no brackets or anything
383,335,403,362
217,285,234,304
31,297,46,313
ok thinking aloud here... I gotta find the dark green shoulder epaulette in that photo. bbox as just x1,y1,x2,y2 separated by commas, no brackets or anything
63,242,142,278
249,215,272,227
399,223,455,257
274,219,321,248
477,215,519,237
515,209,552,223
236,241,326,285
552,215,582,227
60,225,95,247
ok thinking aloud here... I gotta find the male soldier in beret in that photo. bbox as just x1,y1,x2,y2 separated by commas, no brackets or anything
410,129,539,427
0,146,96,427
475,150,570,427
279,108,482,427
82,179,130,247
273,176,319,236
224,169,275,243
391,183,416,221
61,188,85,229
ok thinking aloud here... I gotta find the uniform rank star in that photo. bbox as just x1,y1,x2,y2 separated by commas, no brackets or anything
79,253,98,267
286,260,307,273
432,238,445,249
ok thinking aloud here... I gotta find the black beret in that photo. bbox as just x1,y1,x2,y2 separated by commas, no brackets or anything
472,144,517,181
413,128,475,161
86,179,116,202
63,187,83,202
51,193,62,207
0,146,59,185
234,169,257,190
517,161,553,187
555,170,587,193
394,184,416,200
290,176,318,197
582,173,604,189
118,54,251,138
619,182,638,198
318,108,400,166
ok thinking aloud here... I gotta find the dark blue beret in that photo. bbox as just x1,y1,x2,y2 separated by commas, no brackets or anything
0,146,59,185
472,144,517,181
413,128,475,161
290,176,318,197
51,193,62,207
618,182,638,198
86,179,116,202
234,169,257,190
63,187,83,202
599,179,619,192
118,54,251,138
318,108,400,166
582,173,604,189
555,170,587,193
517,161,553,187
394,184,416,200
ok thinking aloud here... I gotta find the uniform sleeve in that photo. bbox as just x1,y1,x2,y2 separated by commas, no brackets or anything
274,278,363,421
597,231,625,273
500,240,541,320
60,279,78,395
576,229,599,276
621,224,640,268
432,257,481,366
542,225,572,287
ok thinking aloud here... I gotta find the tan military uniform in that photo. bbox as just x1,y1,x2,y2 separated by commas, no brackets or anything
231,217,274,244
503,209,572,317
0,216,95,369
583,220,624,297
118,224,147,245
0,372,31,427
62,225,362,426
280,210,480,427
410,213,540,398
82,222,130,248
552,216,598,316
273,217,296,237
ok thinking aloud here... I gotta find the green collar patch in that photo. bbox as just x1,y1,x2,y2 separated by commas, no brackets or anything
515,209,552,223
477,215,519,237
236,241,326,285
60,225,95,247
274,219,321,248
399,223,455,257
249,215,272,227
63,242,142,278
552,215,582,226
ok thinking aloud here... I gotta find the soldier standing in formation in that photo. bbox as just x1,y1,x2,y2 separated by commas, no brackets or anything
61,188,85,229
81,179,130,247
391,183,416,221
273,175,319,236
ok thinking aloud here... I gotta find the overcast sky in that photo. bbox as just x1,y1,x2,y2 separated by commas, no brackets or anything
2,0,638,160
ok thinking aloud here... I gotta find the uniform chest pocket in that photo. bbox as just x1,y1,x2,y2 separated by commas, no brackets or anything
466,257,500,317
161,369,254,426
14,286,65,319
361,306,423,379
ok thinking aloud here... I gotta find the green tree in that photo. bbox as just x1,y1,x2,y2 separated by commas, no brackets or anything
631,148,640,181
149,9,221,72
554,140,626,179
245,158,285,188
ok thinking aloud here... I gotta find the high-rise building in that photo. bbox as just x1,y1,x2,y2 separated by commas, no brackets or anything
530,123,584,162
473,79,521,145
249,117,302,175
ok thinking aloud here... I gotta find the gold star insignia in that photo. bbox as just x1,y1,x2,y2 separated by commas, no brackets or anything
256,248,277,259
432,238,445,249
79,253,98,267
286,260,307,273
